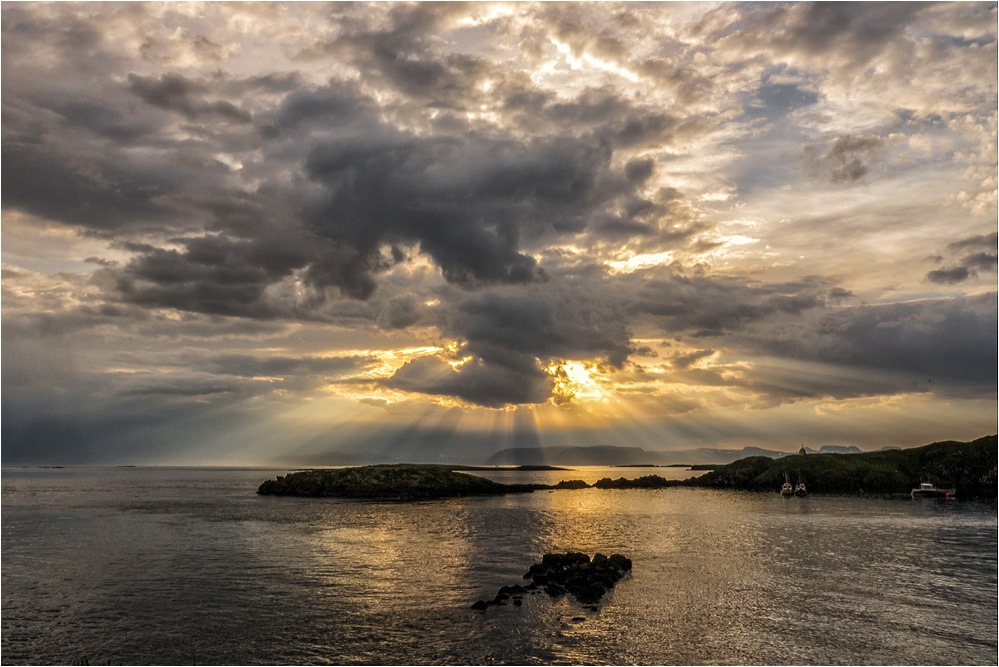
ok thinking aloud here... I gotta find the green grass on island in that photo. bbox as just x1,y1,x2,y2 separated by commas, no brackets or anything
258,436,997,500
690,435,997,498
258,464,549,499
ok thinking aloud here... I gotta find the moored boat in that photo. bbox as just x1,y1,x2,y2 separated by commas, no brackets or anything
780,481,794,497
794,483,807,497
911,482,956,499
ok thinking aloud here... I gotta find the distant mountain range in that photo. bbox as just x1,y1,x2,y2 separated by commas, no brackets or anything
485,444,869,466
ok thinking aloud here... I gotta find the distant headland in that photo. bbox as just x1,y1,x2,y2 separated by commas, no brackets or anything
258,436,997,501
484,443,874,466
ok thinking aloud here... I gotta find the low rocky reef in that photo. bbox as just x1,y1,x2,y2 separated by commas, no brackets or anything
471,552,632,611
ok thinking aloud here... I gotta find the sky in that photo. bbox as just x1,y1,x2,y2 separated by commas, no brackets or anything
2,1,997,465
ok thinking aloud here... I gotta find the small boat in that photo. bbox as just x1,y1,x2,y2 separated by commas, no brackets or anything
780,481,794,497
911,482,955,499
794,483,807,497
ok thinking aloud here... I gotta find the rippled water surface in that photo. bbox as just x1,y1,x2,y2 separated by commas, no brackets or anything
3,467,996,665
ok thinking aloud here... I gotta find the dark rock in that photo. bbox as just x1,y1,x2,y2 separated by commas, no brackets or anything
553,479,590,489
545,583,567,597
608,554,632,572
471,600,488,610
473,551,632,611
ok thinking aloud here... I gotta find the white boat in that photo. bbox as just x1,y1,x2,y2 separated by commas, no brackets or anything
911,482,956,499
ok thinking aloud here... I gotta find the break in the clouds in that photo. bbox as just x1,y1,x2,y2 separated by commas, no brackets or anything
2,2,996,465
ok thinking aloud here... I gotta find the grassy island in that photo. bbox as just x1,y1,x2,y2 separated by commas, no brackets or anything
689,435,997,498
257,464,545,499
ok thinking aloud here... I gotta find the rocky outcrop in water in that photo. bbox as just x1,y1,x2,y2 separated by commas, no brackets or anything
593,475,676,489
471,552,632,611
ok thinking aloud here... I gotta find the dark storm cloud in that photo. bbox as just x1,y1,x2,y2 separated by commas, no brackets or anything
670,348,715,369
757,293,998,394
126,382,237,397
948,232,998,253
112,234,308,319
202,353,372,378
0,137,191,233
710,2,928,70
961,252,998,270
268,79,375,133
377,295,425,329
4,2,710,320
301,125,639,293
803,133,886,183
385,355,553,408
926,266,973,284
921,232,996,284
127,73,253,124
300,2,489,108
771,2,924,60
630,273,828,336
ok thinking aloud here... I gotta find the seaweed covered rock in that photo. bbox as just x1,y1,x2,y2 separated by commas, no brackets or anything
472,551,632,611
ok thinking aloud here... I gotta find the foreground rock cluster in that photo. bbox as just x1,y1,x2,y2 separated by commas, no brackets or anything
471,552,632,611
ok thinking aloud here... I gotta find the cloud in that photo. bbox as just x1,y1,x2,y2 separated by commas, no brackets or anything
926,266,974,284
2,2,996,462
127,73,253,124
948,232,999,252
803,133,886,183
961,252,998,270
630,272,829,336
385,355,553,408
752,293,997,395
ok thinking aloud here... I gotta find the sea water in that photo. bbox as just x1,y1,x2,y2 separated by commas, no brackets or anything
2,466,996,665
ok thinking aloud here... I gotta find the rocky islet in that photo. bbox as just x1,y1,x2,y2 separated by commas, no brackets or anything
471,552,632,611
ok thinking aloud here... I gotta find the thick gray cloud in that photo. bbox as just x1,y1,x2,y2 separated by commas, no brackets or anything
925,232,998,284
385,355,553,408
630,273,829,337
949,232,998,253
751,293,997,395
127,73,253,123
926,266,973,284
